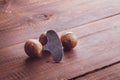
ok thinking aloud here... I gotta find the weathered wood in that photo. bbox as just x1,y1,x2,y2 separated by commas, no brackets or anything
0,0,120,48
0,0,6,5
76,63,120,80
0,14,120,80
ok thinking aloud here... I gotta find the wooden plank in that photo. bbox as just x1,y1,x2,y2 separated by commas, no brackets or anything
0,0,92,30
0,14,120,80
76,63,120,80
0,0,120,48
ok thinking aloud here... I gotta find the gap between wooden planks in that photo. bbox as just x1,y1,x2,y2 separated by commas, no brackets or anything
0,0,120,48
0,14,120,80
76,62,120,80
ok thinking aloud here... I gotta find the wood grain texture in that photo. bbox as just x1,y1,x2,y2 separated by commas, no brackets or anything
0,0,120,48
76,63,120,80
0,14,120,80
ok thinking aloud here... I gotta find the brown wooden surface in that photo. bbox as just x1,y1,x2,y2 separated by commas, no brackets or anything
0,0,120,48
76,62,120,80
0,0,120,80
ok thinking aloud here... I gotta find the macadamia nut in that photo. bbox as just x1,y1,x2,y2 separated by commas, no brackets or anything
39,32,47,45
24,39,43,58
61,32,77,51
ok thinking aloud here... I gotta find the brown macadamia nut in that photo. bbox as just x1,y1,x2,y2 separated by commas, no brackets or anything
39,32,47,45
24,39,43,58
61,32,77,51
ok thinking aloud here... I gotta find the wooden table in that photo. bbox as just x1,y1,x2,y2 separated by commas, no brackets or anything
0,0,120,80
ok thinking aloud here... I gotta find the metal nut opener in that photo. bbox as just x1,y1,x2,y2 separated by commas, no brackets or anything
43,30,64,63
